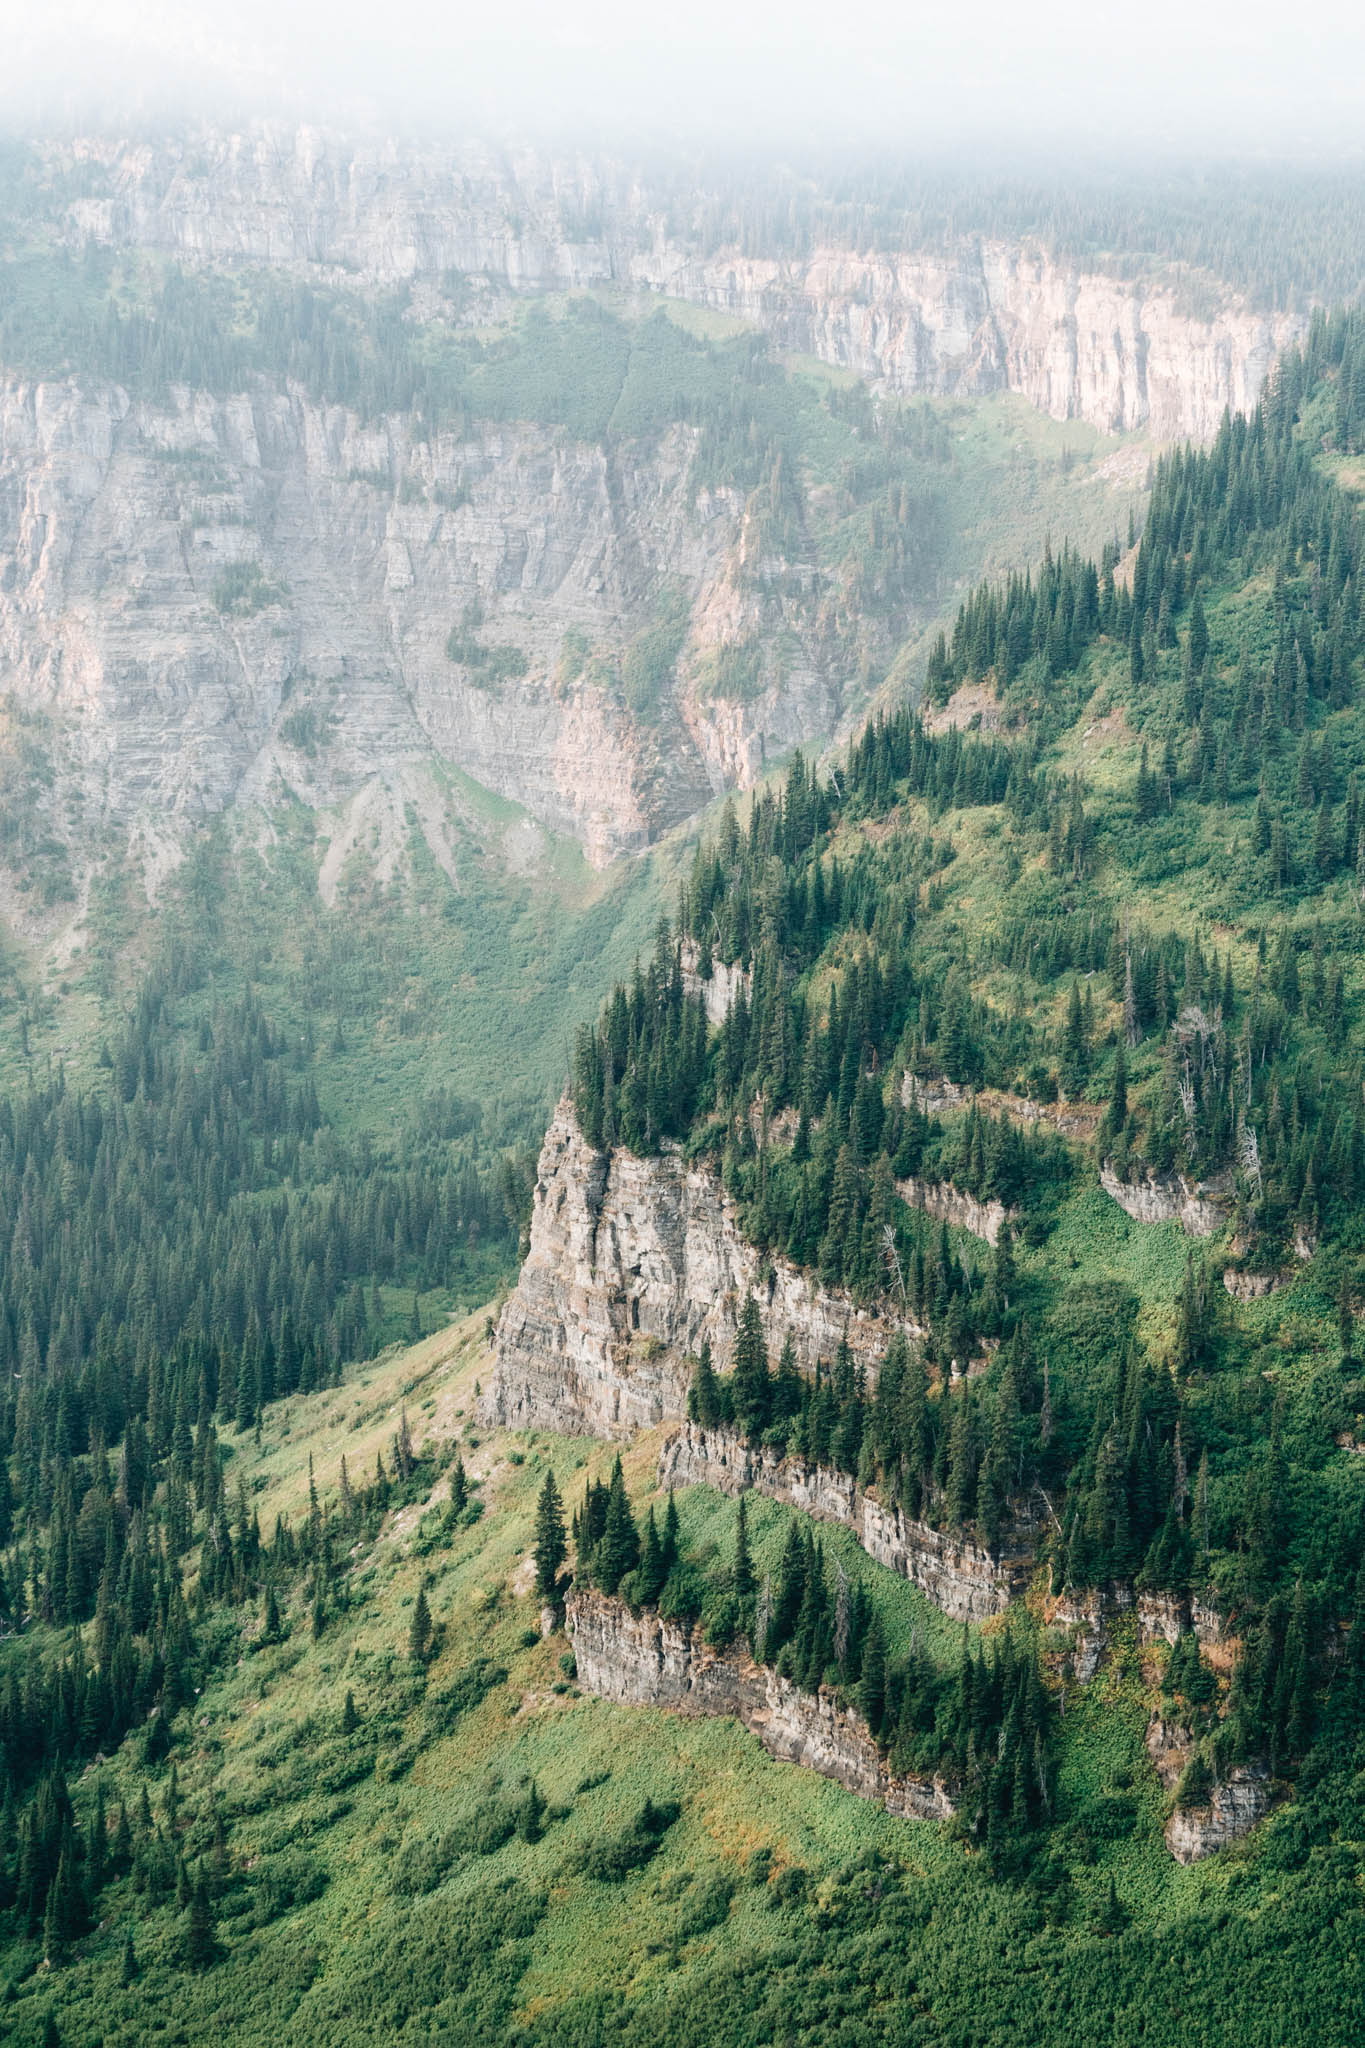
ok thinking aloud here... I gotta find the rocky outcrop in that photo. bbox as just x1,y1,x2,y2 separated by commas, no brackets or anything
679,940,751,1027
902,1072,1097,1142
634,241,1293,444
1099,1163,1233,1237
59,130,1299,441
659,1422,1030,1622
1049,1585,1227,1677
487,1101,921,1437
895,1175,1013,1247
1164,1766,1273,1864
0,375,850,871
567,1586,955,1823
1222,1267,1287,1301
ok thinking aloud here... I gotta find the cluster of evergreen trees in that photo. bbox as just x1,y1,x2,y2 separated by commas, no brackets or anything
572,1459,683,1609
0,963,521,1506
573,315,1365,1262
678,1279,1365,1786
0,1392,455,1973
574,1465,1056,1853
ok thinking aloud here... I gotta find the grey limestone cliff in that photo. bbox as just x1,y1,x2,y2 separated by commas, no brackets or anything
60,130,1298,441
486,1099,921,1437
1164,1767,1273,1864
567,1586,955,1822
1099,1162,1234,1237
657,1422,1030,1622
0,374,845,873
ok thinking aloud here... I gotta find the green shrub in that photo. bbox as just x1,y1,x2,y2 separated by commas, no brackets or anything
212,559,289,615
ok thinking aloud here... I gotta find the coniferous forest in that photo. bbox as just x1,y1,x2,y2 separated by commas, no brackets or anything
5,125,1365,2048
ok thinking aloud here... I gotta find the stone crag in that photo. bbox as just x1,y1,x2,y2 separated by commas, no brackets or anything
486,1101,922,1437
658,1422,1030,1623
1099,1162,1234,1237
64,130,1299,441
1164,1767,1273,1864
894,1174,1014,1247
567,1586,955,1823
1049,1585,1229,1682
0,376,845,875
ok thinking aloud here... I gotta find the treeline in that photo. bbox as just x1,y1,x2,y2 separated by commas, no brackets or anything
685,1296,1192,1569
650,153,1365,311
930,310,1365,751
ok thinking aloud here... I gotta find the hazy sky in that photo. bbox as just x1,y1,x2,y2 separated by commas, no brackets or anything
5,0,1365,158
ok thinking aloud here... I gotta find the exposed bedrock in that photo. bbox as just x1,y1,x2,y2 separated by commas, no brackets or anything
64,130,1300,441
567,1586,955,1822
0,376,838,870
657,1422,1030,1622
1165,1766,1273,1864
486,1101,922,1438
894,1175,1014,1246
1099,1162,1234,1237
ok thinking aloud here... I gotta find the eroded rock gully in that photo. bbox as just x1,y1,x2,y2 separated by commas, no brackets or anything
486,1101,921,1437
567,1586,955,1822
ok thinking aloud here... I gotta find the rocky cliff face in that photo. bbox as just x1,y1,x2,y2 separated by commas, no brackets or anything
0,372,849,872
59,130,1299,441
1164,1767,1273,1864
567,1586,955,1823
1048,1584,1228,1681
486,1100,921,1437
895,1175,1013,1247
658,1422,1030,1622
1099,1162,1234,1237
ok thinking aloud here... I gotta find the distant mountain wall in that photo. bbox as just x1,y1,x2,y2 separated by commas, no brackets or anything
58,129,1301,440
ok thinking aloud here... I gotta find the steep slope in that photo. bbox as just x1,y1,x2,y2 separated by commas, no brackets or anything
491,308,1365,1856
0,270,1155,904
50,128,1300,438
2,1310,1363,2047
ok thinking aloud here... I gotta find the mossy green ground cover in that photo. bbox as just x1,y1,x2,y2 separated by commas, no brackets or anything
3,1315,1358,2048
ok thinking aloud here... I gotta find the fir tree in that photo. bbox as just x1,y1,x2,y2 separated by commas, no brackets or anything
733,1494,756,1604
533,1468,567,1602
184,1874,218,1971
595,1458,640,1596
408,1586,433,1664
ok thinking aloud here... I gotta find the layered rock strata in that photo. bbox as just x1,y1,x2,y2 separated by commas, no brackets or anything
658,1422,1029,1623
0,376,840,869
1099,1163,1233,1237
62,130,1300,440
895,1175,1014,1247
567,1586,955,1823
1164,1767,1273,1864
1050,1585,1228,1680
487,1101,921,1437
